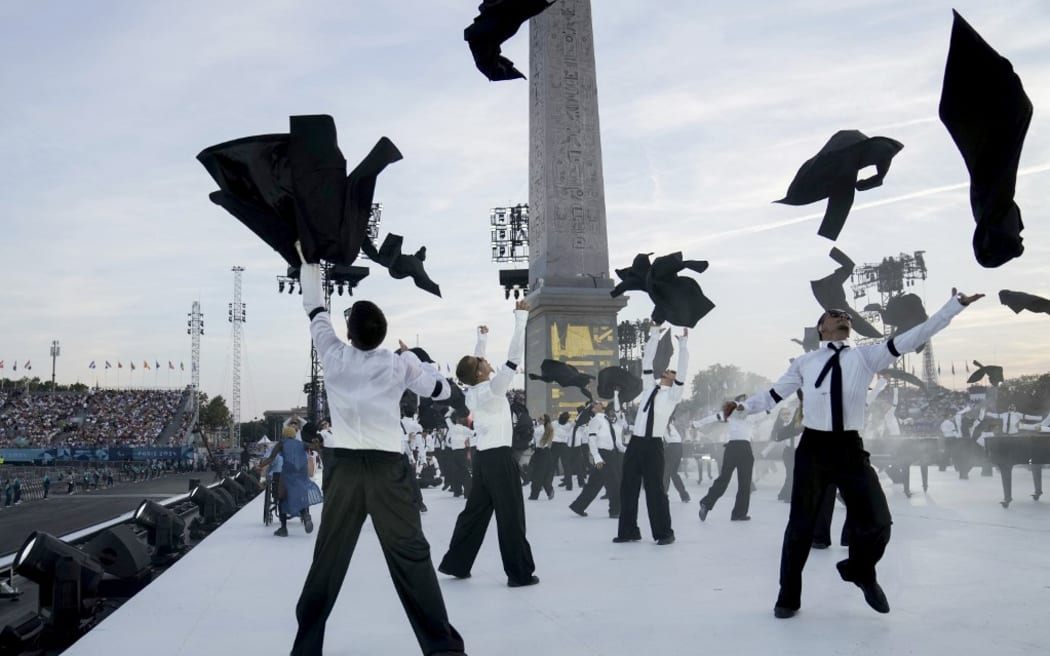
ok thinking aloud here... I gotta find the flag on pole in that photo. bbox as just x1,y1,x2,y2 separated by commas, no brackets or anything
130,362,136,371
105,361,112,369
143,360,150,370
89,361,96,369
118,361,124,369
155,361,160,370
951,362,955,375
180,362,184,371
24,361,31,370
0,360,4,369
965,362,970,373
937,364,941,375
168,361,174,370
12,362,17,371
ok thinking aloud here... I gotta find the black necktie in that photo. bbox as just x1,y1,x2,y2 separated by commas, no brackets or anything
643,386,660,437
815,343,848,432
606,417,618,451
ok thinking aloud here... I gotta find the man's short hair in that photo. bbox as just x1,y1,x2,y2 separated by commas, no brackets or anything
346,300,387,350
456,355,480,386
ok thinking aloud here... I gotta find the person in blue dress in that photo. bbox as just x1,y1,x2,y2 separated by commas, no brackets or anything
259,423,324,537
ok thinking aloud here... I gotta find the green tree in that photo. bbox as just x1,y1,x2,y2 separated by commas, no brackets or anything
688,364,772,414
200,395,232,430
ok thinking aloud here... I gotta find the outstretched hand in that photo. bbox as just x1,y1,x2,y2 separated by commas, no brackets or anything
952,288,985,306
478,325,489,335
722,400,739,418
515,300,530,311
398,339,410,351
676,328,689,342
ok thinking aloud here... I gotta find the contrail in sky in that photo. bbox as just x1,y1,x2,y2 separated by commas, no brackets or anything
695,163,1050,243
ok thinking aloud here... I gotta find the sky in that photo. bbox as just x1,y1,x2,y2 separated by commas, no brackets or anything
1,0,1048,422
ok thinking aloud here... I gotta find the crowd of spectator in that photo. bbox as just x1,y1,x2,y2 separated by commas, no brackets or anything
0,388,190,449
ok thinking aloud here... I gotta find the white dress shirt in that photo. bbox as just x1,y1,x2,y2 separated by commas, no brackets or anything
631,327,689,438
444,414,475,450
940,419,959,438
308,314,450,453
465,310,528,451
552,421,573,445
586,414,623,465
694,411,758,443
738,296,966,432
663,423,683,444
986,410,1042,434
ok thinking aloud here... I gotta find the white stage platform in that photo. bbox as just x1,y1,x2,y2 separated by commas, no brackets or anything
65,466,1049,655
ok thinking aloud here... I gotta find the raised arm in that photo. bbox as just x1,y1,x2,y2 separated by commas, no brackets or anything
640,322,664,377
860,289,983,372
299,260,344,361
399,349,452,402
474,325,489,358
669,329,689,404
732,358,803,417
488,302,529,397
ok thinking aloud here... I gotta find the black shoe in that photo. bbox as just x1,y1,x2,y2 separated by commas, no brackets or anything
656,536,675,546
609,511,620,519
438,565,471,579
547,490,555,500
302,512,314,534
1033,493,1043,501
698,502,710,522
273,527,289,537
837,560,889,613
528,495,539,500
773,606,798,619
508,575,540,588
600,494,608,500
681,493,691,503
811,541,830,549
569,505,588,517
1000,498,1012,508
419,502,428,513
612,535,641,543
731,515,750,521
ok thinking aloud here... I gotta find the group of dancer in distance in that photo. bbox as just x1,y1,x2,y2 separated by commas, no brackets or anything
280,241,983,655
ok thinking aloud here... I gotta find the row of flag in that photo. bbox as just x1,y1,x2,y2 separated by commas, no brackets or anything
87,360,185,371
0,361,31,371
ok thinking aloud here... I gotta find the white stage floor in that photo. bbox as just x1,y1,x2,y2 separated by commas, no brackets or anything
65,465,1050,655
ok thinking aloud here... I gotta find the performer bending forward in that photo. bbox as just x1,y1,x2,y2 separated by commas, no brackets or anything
290,253,465,656
439,302,539,587
614,321,689,545
726,289,982,619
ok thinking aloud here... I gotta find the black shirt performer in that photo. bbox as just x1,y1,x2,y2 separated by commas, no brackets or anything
725,289,983,618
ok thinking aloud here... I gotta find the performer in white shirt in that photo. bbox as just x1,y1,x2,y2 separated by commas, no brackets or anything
614,321,689,546
290,253,465,656
551,412,574,489
725,289,982,619
439,303,539,587
445,411,475,498
662,418,691,503
697,394,758,521
569,401,625,518
528,415,556,500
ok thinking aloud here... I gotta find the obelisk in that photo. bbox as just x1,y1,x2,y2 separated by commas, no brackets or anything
525,0,626,419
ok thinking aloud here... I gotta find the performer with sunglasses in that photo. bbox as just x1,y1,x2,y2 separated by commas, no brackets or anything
439,301,539,587
724,289,983,619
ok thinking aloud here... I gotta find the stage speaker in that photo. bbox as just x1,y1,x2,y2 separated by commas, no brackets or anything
82,525,152,584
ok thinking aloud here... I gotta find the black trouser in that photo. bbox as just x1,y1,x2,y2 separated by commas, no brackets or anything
700,441,754,519
449,449,471,497
571,449,622,515
576,445,589,486
617,437,673,541
813,483,850,547
439,447,536,583
402,454,424,507
662,442,689,500
292,449,463,656
777,429,892,611
778,445,795,501
320,448,333,494
552,443,572,487
529,447,554,499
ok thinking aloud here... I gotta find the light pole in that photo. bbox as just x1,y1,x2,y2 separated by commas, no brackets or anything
49,340,60,393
